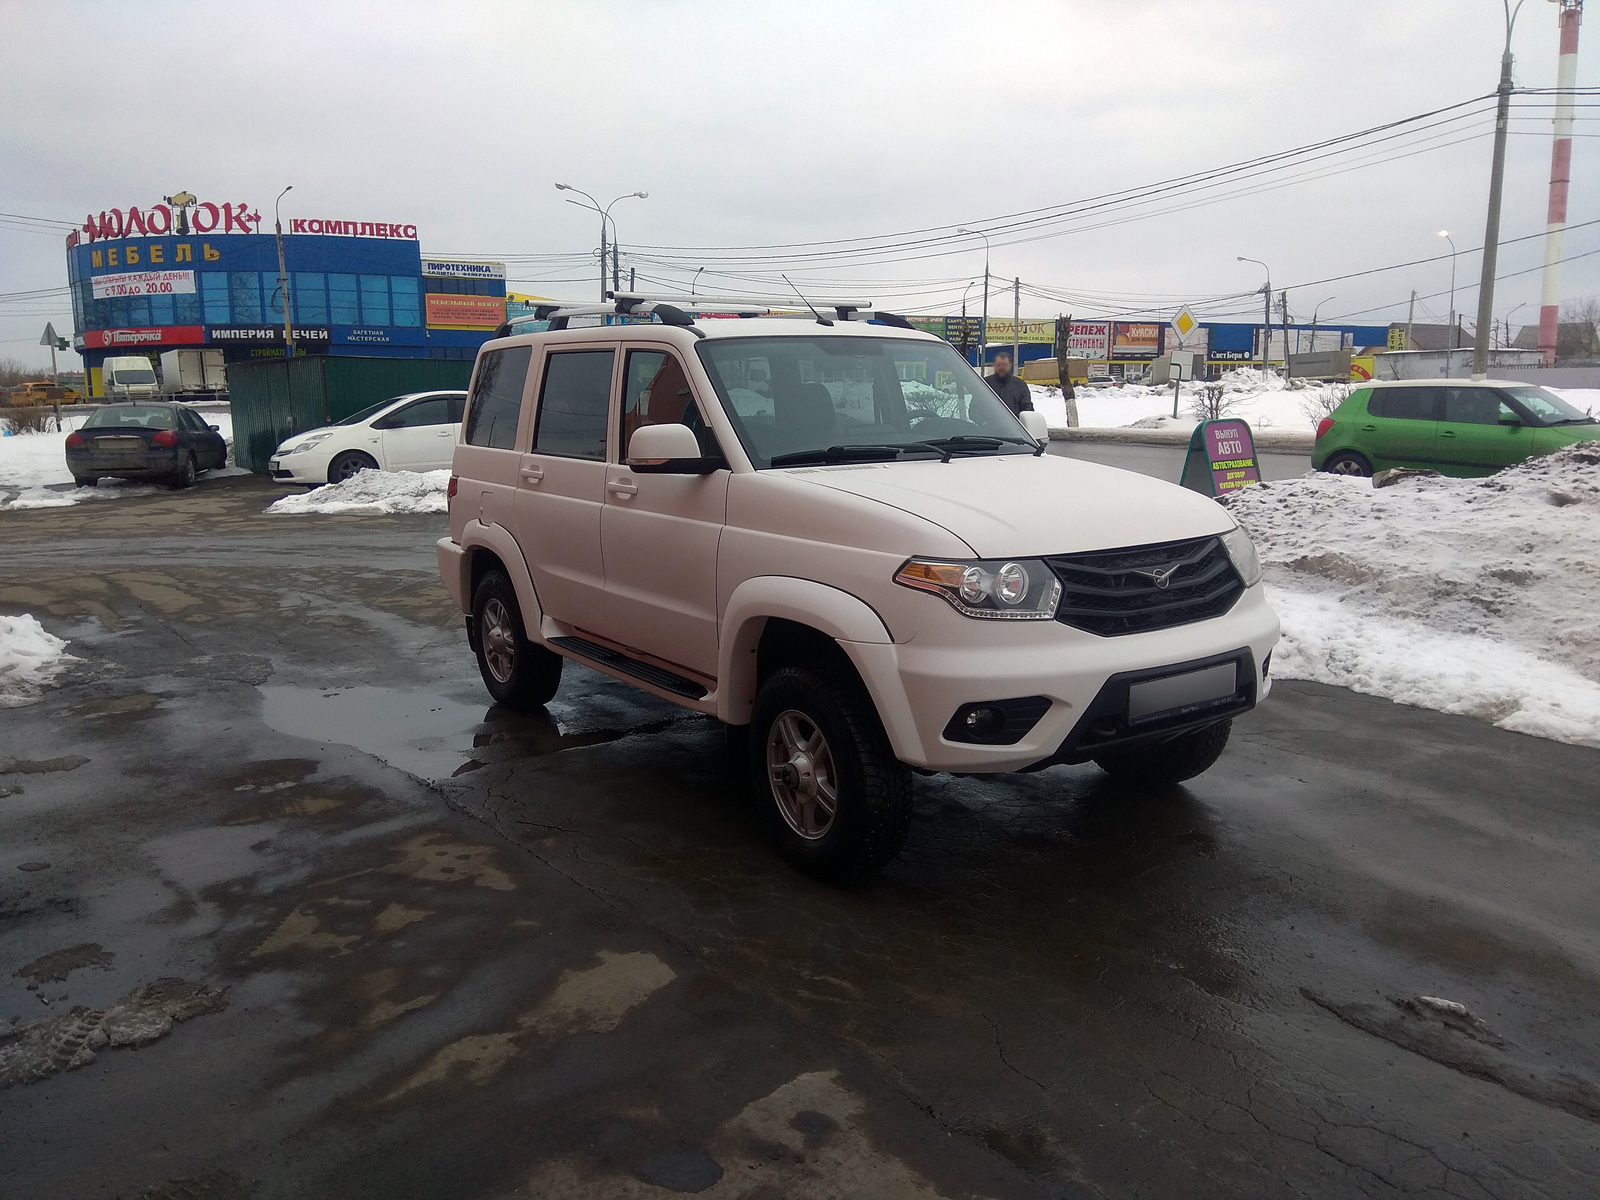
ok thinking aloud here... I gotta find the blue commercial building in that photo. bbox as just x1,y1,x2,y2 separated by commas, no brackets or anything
66,197,508,394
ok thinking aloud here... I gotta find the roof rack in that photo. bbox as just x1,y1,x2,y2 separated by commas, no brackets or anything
495,293,918,338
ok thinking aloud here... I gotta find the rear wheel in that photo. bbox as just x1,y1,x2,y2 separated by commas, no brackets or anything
72,476,97,489
328,450,378,484
1321,450,1372,477
1093,720,1232,786
471,569,562,710
168,452,197,490
749,666,912,880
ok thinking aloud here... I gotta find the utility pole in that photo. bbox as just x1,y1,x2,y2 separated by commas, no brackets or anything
1012,277,1020,370
1238,257,1272,377
1538,0,1584,365
1406,289,1417,351
960,228,991,370
274,186,295,358
1473,0,1531,379
630,267,636,292
1280,291,1290,374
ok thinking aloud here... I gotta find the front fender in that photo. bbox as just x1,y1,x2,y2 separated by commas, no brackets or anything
717,576,894,726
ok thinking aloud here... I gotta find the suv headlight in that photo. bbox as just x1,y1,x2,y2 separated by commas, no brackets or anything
1221,525,1263,587
895,557,1062,620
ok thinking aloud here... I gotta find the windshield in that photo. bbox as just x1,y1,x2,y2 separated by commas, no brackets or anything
695,335,1032,468
1501,386,1594,425
84,405,175,429
335,396,410,426
113,367,157,384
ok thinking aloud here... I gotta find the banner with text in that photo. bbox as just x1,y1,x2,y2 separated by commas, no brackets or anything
91,269,196,299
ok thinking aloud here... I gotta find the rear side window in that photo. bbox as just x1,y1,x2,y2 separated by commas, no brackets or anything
533,350,614,460
465,347,532,449
1368,388,1437,421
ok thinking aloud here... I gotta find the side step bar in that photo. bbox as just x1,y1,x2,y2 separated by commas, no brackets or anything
547,636,709,700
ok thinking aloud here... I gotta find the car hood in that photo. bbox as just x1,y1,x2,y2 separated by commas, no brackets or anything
783,452,1235,558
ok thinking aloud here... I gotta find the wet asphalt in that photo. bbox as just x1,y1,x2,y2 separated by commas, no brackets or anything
2,475,1597,1200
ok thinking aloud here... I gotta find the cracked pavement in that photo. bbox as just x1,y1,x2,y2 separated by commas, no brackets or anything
2,475,1597,1199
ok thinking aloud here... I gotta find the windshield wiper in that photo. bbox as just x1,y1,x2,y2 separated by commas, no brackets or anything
1549,416,1598,426
768,444,906,467
903,434,1045,458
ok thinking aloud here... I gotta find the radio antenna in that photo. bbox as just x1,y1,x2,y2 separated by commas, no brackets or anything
782,274,833,327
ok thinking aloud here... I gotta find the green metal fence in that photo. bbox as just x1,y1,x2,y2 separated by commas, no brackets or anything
229,356,474,473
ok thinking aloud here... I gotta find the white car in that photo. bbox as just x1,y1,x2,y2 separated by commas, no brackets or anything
268,390,466,485
437,301,1279,879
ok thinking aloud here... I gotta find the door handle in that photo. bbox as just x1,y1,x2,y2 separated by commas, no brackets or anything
608,480,638,497
519,466,544,483
1441,430,1457,438
1360,424,1377,431
437,429,452,436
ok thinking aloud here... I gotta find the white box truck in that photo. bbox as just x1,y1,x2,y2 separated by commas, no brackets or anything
159,349,226,395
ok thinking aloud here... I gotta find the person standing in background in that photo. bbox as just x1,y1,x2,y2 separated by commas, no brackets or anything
984,351,1033,416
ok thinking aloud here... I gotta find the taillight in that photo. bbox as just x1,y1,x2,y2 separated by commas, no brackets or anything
447,475,458,501
151,429,178,447
1315,417,1334,440
65,431,85,448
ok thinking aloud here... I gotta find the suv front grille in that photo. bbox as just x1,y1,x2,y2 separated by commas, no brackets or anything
1045,537,1244,637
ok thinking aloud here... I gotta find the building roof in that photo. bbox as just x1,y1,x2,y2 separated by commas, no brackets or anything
1390,322,1474,351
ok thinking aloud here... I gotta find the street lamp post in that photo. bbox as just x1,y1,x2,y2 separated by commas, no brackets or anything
959,228,991,371
1473,0,1531,378
1439,230,1459,367
555,184,648,301
1237,256,1272,375
961,280,976,363
274,186,295,358
1504,301,1531,349
1308,295,1337,352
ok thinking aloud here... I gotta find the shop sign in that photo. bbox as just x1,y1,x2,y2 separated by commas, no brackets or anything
1180,419,1261,497
82,326,205,349
425,293,507,329
1066,320,1111,357
1206,323,1256,362
91,269,196,299
332,327,426,346
77,199,261,244
1111,322,1162,359
207,326,331,345
982,317,1055,343
289,219,419,239
423,259,506,280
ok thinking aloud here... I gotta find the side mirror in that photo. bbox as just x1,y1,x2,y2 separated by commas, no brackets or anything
627,423,721,474
1019,410,1050,443
208,424,219,431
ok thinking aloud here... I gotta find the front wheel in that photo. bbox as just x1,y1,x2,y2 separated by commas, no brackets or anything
328,450,378,484
1093,720,1232,786
749,666,912,880
1320,450,1372,477
471,569,562,710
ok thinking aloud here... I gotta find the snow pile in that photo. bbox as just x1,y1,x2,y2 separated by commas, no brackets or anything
0,615,75,707
1033,369,1341,434
1227,442,1600,747
266,468,450,515
0,408,241,510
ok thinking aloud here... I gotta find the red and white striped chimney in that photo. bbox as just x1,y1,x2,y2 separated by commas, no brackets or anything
1538,0,1584,365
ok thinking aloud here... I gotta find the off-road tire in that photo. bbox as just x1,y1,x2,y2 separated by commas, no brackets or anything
328,450,378,484
470,569,562,710
1320,450,1372,477
1093,719,1232,786
749,665,912,880
169,452,197,490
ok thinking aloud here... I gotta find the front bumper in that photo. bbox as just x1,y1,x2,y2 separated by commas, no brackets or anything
840,584,1280,773
268,453,329,484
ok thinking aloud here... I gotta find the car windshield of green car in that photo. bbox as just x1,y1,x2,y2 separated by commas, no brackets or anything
1502,386,1596,426
696,335,1034,468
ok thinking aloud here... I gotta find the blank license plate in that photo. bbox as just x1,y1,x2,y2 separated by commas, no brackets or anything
1127,662,1238,722
94,437,142,451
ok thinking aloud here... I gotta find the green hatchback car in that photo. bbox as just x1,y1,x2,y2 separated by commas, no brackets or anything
1313,380,1599,477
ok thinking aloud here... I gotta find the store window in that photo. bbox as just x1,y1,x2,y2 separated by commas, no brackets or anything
359,275,390,326
329,274,359,325
295,273,328,324
229,272,262,324
202,272,230,324
264,273,285,321
390,276,420,327
149,294,175,326
174,292,202,325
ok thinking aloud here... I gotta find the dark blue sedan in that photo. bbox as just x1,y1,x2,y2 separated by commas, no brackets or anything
65,403,229,489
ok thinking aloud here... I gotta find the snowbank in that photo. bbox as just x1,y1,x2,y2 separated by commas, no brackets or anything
266,468,449,515
0,615,74,707
0,408,242,510
1227,442,1600,747
1032,369,1340,434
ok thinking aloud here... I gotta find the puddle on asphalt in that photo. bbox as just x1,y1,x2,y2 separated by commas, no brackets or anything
256,685,655,781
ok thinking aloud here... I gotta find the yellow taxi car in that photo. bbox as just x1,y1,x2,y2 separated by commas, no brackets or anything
7,382,85,407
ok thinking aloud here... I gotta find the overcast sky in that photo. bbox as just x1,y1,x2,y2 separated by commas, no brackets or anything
2,0,1595,370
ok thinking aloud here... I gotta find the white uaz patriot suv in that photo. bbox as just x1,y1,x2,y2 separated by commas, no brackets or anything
437,301,1278,878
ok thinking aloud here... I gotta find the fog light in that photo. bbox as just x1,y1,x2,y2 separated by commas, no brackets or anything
963,705,1004,739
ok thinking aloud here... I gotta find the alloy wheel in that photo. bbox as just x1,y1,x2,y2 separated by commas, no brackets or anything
480,597,516,684
766,709,839,840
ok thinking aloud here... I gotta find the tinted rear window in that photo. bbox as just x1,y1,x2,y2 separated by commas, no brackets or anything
533,350,614,460
1368,388,1437,421
465,347,531,450
83,406,175,429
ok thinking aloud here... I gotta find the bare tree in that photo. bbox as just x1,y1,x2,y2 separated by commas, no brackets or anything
1188,384,1240,422
0,356,43,389
1559,297,1600,358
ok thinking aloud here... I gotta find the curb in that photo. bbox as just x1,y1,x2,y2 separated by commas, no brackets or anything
1048,426,1315,452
